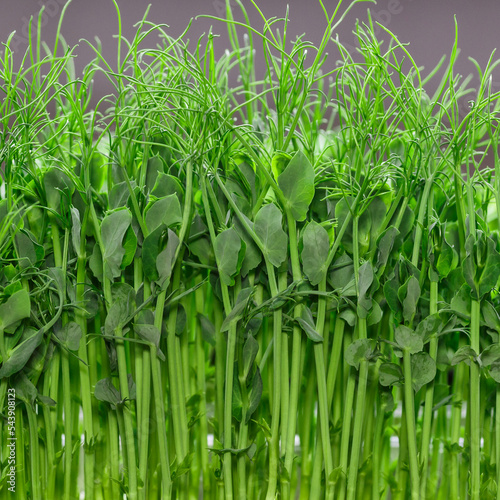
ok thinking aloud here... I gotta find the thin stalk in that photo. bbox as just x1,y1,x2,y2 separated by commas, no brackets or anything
26,403,41,500
165,261,189,461
151,287,172,498
470,299,481,500
41,363,56,500
403,348,420,500
419,279,439,498
221,282,238,500
337,367,356,500
265,264,284,500
313,276,334,498
496,386,500,500
283,213,304,498
115,326,138,500
346,215,369,500
138,276,152,500
194,276,210,497
150,343,173,498
76,257,95,498
372,391,385,500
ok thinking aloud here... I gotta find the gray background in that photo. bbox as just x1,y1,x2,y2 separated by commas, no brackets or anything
1,0,499,115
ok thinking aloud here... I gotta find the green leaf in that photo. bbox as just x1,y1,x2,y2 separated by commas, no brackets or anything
156,229,179,289
145,194,182,233
214,228,245,287
242,335,259,381
246,367,263,423
43,168,73,213
277,150,315,221
55,322,82,351
134,324,160,347
121,225,138,271
271,152,291,180
0,289,31,332
400,276,420,322
415,314,442,343
377,226,399,269
296,306,323,343
367,301,383,326
89,244,104,282
127,374,137,400
37,394,56,407
345,339,375,370
101,209,132,280
254,203,288,268
383,276,401,319
356,211,373,256
479,344,500,367
450,284,471,318
357,261,374,318
151,173,184,200
142,225,164,282
395,325,423,354
221,288,253,332
489,361,500,383
109,181,130,209
105,288,135,336
368,197,389,244
0,328,43,378
94,378,121,406
411,352,436,392
329,254,355,293
478,237,500,298
301,221,330,285
70,207,82,257
482,301,500,331
12,372,37,408
198,314,216,346
234,214,262,276
334,197,355,254
436,237,458,278
339,307,357,327
451,345,477,366
15,231,39,269
189,237,213,266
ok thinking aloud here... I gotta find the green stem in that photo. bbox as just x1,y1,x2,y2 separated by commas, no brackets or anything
372,392,385,500
283,212,304,499
195,276,210,497
151,287,172,498
138,277,151,500
150,344,173,499
237,371,249,500
403,348,420,500
338,368,356,500
76,253,95,499
265,265,284,500
346,320,368,500
165,261,189,463
470,299,481,500
61,350,72,500
419,279,439,498
26,404,41,500
496,386,500,500
313,277,334,493
115,327,138,500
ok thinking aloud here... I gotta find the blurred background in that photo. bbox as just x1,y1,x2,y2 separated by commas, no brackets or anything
1,0,499,116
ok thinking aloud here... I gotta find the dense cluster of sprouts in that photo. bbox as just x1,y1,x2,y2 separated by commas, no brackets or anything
2,1,500,499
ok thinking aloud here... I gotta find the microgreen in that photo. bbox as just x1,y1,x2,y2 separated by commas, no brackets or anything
1,1,500,500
